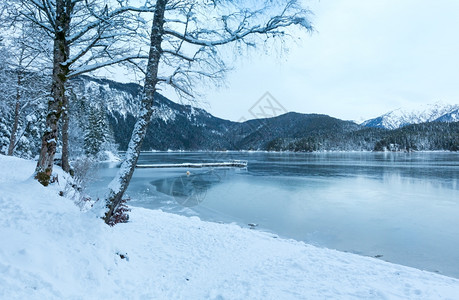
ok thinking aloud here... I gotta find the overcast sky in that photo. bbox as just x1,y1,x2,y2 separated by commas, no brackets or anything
104,0,459,122
166,0,459,122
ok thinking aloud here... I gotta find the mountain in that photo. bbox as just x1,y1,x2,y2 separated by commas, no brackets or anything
226,112,361,150
2,75,457,158
69,76,363,151
361,102,459,130
68,77,459,152
434,108,459,123
70,76,235,151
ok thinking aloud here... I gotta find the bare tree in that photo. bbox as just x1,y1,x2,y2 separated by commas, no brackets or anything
6,27,50,156
0,41,15,154
104,0,313,223
0,9,50,156
14,0,153,184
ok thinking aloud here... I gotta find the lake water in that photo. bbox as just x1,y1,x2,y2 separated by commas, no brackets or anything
89,151,459,278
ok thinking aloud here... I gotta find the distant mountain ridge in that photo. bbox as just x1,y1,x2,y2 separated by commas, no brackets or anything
435,107,459,123
70,76,234,151
2,75,457,159
69,76,459,152
361,102,459,130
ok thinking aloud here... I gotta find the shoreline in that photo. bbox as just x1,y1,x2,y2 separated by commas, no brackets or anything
1,154,459,298
125,149,457,154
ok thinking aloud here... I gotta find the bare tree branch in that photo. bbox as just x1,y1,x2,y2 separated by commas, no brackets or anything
68,54,148,78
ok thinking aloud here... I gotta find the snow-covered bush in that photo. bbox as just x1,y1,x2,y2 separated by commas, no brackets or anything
63,156,98,210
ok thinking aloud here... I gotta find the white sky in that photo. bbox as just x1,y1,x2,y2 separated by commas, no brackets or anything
105,0,459,122
175,0,459,122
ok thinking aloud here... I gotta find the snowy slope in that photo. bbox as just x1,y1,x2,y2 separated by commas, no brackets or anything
69,76,234,151
71,75,217,123
435,107,459,123
362,102,459,129
2,155,459,299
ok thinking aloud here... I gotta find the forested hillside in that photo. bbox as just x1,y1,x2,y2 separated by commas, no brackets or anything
1,75,458,157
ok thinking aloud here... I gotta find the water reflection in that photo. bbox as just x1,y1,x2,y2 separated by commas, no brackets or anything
89,151,459,278
151,169,231,207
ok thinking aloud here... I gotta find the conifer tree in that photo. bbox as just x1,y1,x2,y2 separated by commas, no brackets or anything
84,104,107,156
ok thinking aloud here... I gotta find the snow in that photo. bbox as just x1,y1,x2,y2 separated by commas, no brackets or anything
1,154,459,299
26,115,34,123
153,103,177,123
80,80,139,119
362,101,459,129
98,150,121,162
136,160,248,168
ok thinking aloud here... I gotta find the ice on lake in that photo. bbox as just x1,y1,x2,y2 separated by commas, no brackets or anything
89,151,459,278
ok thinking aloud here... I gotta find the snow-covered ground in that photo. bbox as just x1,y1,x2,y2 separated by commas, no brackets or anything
1,155,459,299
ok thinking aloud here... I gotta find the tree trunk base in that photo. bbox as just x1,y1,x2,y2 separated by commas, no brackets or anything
35,169,52,186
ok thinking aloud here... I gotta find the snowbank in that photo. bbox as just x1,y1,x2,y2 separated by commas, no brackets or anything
98,150,121,162
1,154,459,299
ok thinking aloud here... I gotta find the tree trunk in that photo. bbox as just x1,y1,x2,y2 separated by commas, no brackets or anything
7,72,22,156
35,0,71,186
104,0,167,224
61,98,71,173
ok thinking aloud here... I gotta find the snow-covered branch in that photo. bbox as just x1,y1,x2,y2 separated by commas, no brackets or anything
68,54,148,78
163,15,311,47
162,49,194,62
67,5,154,45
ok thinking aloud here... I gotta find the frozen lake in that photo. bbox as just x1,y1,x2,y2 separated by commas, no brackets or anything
89,151,459,278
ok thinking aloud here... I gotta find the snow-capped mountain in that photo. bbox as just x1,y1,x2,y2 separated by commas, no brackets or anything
1,75,458,155
362,102,459,130
69,76,235,151
69,76,361,151
71,75,215,123
434,108,459,123
68,77,458,152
